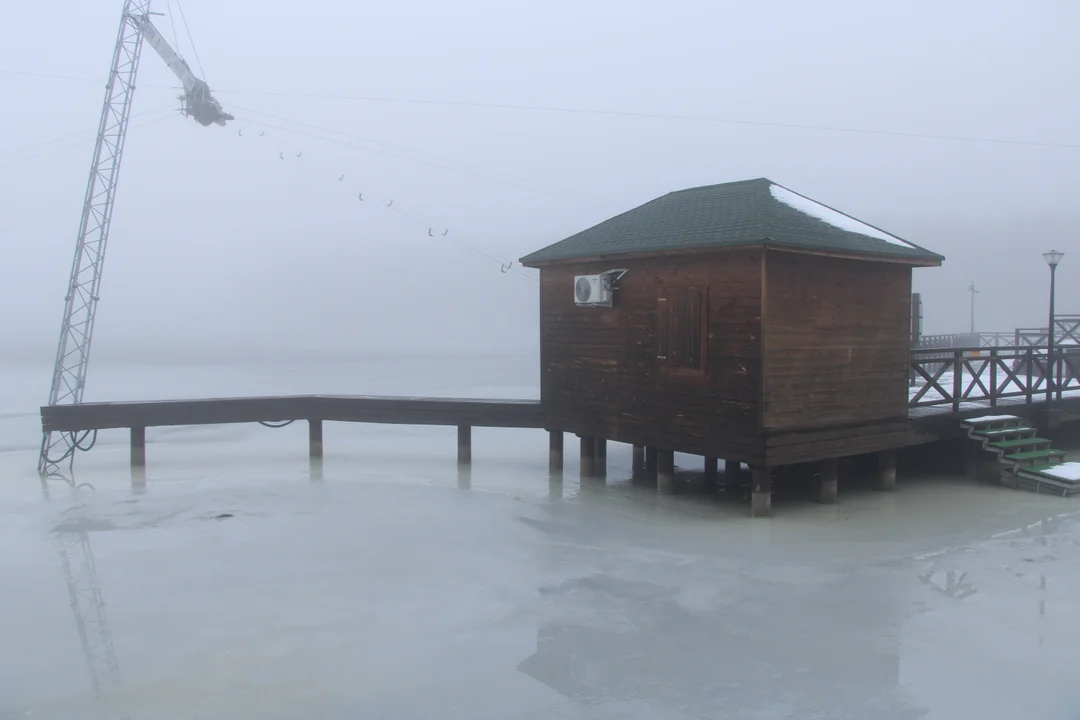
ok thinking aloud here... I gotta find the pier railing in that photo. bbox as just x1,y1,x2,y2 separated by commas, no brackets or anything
909,345,1080,411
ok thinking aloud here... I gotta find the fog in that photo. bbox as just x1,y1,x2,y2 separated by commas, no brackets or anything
2,0,1078,364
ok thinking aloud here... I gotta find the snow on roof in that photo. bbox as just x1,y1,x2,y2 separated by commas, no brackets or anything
1041,463,1080,482
769,184,915,248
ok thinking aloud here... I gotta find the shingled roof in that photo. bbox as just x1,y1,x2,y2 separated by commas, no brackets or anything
520,178,943,266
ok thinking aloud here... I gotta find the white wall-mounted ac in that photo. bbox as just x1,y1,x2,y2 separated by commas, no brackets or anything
574,275,612,307
573,269,628,307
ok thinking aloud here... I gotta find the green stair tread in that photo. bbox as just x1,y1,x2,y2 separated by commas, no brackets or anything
1023,462,1069,474
1004,449,1068,461
974,427,1036,437
988,437,1051,449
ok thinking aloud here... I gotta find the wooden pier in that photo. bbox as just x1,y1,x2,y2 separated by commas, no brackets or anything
44,347,1080,468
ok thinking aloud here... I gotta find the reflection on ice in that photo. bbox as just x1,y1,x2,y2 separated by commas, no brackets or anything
1,442,1079,719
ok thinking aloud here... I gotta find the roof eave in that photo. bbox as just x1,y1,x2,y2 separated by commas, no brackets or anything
521,242,944,269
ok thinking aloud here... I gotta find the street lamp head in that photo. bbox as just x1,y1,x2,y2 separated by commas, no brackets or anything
1044,249,1065,268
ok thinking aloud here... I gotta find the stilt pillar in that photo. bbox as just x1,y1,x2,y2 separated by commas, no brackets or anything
457,425,472,465
819,458,838,504
878,449,897,491
751,466,772,517
594,438,607,477
704,457,719,490
580,436,596,478
657,450,675,495
308,418,323,459
130,426,146,469
632,445,646,474
645,447,658,485
548,431,564,474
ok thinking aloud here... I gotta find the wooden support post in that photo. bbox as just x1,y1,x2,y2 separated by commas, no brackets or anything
751,466,772,517
819,458,839,504
704,457,718,490
580,436,596,478
645,447,658,485
130,426,146,469
632,445,646,473
657,450,675,495
878,449,897,491
594,438,607,477
724,459,741,480
548,430,564,475
308,418,323,459
457,425,472,465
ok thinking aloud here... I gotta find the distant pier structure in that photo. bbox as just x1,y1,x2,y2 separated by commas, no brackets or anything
44,178,1080,514
519,178,943,515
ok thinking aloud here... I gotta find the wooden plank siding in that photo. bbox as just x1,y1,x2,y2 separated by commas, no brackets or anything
539,249,765,463
761,249,914,464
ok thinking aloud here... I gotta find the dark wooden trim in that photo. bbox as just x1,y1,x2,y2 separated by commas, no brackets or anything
522,243,941,269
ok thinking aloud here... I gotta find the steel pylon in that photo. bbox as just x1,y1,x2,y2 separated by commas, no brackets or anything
40,0,153,476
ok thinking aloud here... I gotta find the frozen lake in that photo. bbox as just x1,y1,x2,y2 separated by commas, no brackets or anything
3,354,1080,719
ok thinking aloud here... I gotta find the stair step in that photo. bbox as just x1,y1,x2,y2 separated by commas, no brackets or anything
962,414,1025,429
1025,461,1070,474
974,427,1036,439
1004,449,1068,463
988,437,1052,450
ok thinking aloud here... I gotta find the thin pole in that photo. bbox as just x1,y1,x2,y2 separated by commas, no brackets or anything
968,282,978,334
1047,265,1057,405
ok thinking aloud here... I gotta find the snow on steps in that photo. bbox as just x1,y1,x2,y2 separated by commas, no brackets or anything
959,415,1080,496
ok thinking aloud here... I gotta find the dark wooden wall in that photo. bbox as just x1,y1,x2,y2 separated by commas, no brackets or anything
761,250,914,465
539,249,764,463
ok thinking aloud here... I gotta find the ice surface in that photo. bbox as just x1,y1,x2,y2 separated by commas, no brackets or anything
770,184,916,247
1040,462,1080,481
4,356,1080,719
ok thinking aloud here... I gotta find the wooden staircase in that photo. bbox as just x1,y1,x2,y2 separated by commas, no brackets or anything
960,415,1080,496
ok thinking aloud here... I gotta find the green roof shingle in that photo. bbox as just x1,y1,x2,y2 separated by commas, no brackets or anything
520,178,943,266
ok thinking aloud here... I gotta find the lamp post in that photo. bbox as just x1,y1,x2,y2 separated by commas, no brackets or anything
1043,250,1064,405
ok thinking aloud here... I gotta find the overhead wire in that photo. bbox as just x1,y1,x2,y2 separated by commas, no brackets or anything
214,89,1080,151
0,68,178,90
231,119,538,286
165,0,181,55
0,106,179,168
3,68,1076,151
174,0,207,81
226,104,612,205
237,121,538,286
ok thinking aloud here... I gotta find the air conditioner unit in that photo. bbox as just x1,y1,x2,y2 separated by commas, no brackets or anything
574,275,613,307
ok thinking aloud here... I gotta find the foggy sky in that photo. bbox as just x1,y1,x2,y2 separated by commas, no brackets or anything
2,0,1078,364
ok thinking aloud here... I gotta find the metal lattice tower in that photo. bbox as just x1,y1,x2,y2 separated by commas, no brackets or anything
39,0,152,476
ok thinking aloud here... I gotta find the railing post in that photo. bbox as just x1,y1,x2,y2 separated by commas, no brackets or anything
952,349,963,412
1026,348,1034,404
989,348,998,406
1057,351,1065,400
